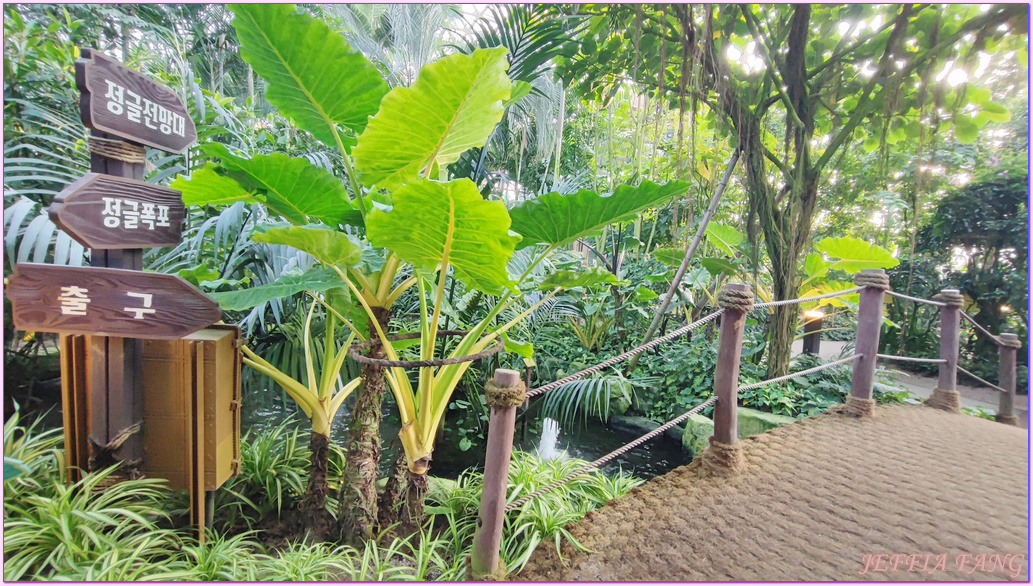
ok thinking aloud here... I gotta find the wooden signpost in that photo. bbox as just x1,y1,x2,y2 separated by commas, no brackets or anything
6,264,222,339
76,48,197,153
5,49,230,540
49,173,186,249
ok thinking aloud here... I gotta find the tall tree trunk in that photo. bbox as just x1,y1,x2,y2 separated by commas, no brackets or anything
337,307,390,543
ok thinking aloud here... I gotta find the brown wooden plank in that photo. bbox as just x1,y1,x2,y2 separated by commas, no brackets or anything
75,49,196,153
49,173,185,250
6,263,223,339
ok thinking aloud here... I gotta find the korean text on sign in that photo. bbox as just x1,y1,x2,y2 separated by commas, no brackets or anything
102,197,171,230
103,80,187,137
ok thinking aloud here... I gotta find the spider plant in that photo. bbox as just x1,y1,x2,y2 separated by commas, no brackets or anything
3,463,178,581
428,451,642,577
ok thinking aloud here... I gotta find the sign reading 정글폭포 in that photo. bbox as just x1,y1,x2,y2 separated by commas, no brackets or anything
76,48,197,153
49,173,186,250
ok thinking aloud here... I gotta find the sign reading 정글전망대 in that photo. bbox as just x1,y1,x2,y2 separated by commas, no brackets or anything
76,48,197,153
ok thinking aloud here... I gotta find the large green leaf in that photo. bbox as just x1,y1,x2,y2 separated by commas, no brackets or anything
814,236,899,274
352,48,511,191
365,178,519,295
803,252,829,280
202,143,359,227
253,226,363,267
510,180,689,250
700,257,738,276
172,164,257,207
229,4,388,146
211,268,342,311
538,267,623,290
651,247,683,267
704,223,744,256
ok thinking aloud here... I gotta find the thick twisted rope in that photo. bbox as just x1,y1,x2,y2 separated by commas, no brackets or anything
736,354,861,392
484,379,526,408
886,290,947,308
752,287,862,309
876,354,947,365
853,271,891,290
957,366,1007,394
717,286,754,312
932,290,965,307
960,312,1005,346
504,396,718,512
525,309,725,400
88,136,146,164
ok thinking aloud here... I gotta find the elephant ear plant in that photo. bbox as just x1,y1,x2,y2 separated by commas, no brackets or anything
174,2,690,539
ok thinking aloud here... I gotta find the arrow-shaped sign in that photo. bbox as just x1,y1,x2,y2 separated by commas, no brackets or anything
49,173,186,250
6,264,222,339
76,49,197,153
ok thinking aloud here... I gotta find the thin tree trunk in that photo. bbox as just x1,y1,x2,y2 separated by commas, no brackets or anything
337,307,390,543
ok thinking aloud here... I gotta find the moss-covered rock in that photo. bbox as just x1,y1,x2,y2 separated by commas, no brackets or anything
737,407,796,437
681,414,714,458
609,390,632,417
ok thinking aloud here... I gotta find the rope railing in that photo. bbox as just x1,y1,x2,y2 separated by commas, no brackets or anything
876,354,948,365
504,396,719,512
957,365,1007,394
525,309,725,400
469,273,1024,578
752,287,863,309
961,312,1004,346
886,289,947,308
736,354,862,392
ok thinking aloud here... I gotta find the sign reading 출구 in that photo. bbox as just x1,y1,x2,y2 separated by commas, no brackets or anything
76,48,197,153
49,173,186,249
6,264,222,339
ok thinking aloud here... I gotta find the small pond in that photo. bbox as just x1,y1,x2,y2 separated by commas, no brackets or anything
241,385,690,481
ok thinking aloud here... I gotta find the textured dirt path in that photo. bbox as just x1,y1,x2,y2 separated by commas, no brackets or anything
518,404,1029,581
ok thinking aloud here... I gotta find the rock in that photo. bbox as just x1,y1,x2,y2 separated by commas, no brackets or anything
609,387,633,417
664,423,686,444
737,407,797,438
608,415,661,439
681,414,715,458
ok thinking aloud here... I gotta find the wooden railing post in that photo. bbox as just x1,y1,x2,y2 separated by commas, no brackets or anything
848,269,887,416
712,284,751,445
470,369,524,580
996,333,1020,426
927,288,963,412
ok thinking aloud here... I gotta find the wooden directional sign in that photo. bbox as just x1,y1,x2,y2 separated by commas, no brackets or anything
49,173,185,249
75,48,197,153
6,264,222,340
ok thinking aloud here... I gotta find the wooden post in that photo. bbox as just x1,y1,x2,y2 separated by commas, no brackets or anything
713,284,750,445
937,289,961,393
996,333,1019,425
470,369,522,579
850,269,887,404
87,130,145,474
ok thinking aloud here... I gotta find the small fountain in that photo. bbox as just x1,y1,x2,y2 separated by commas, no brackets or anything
535,417,568,461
